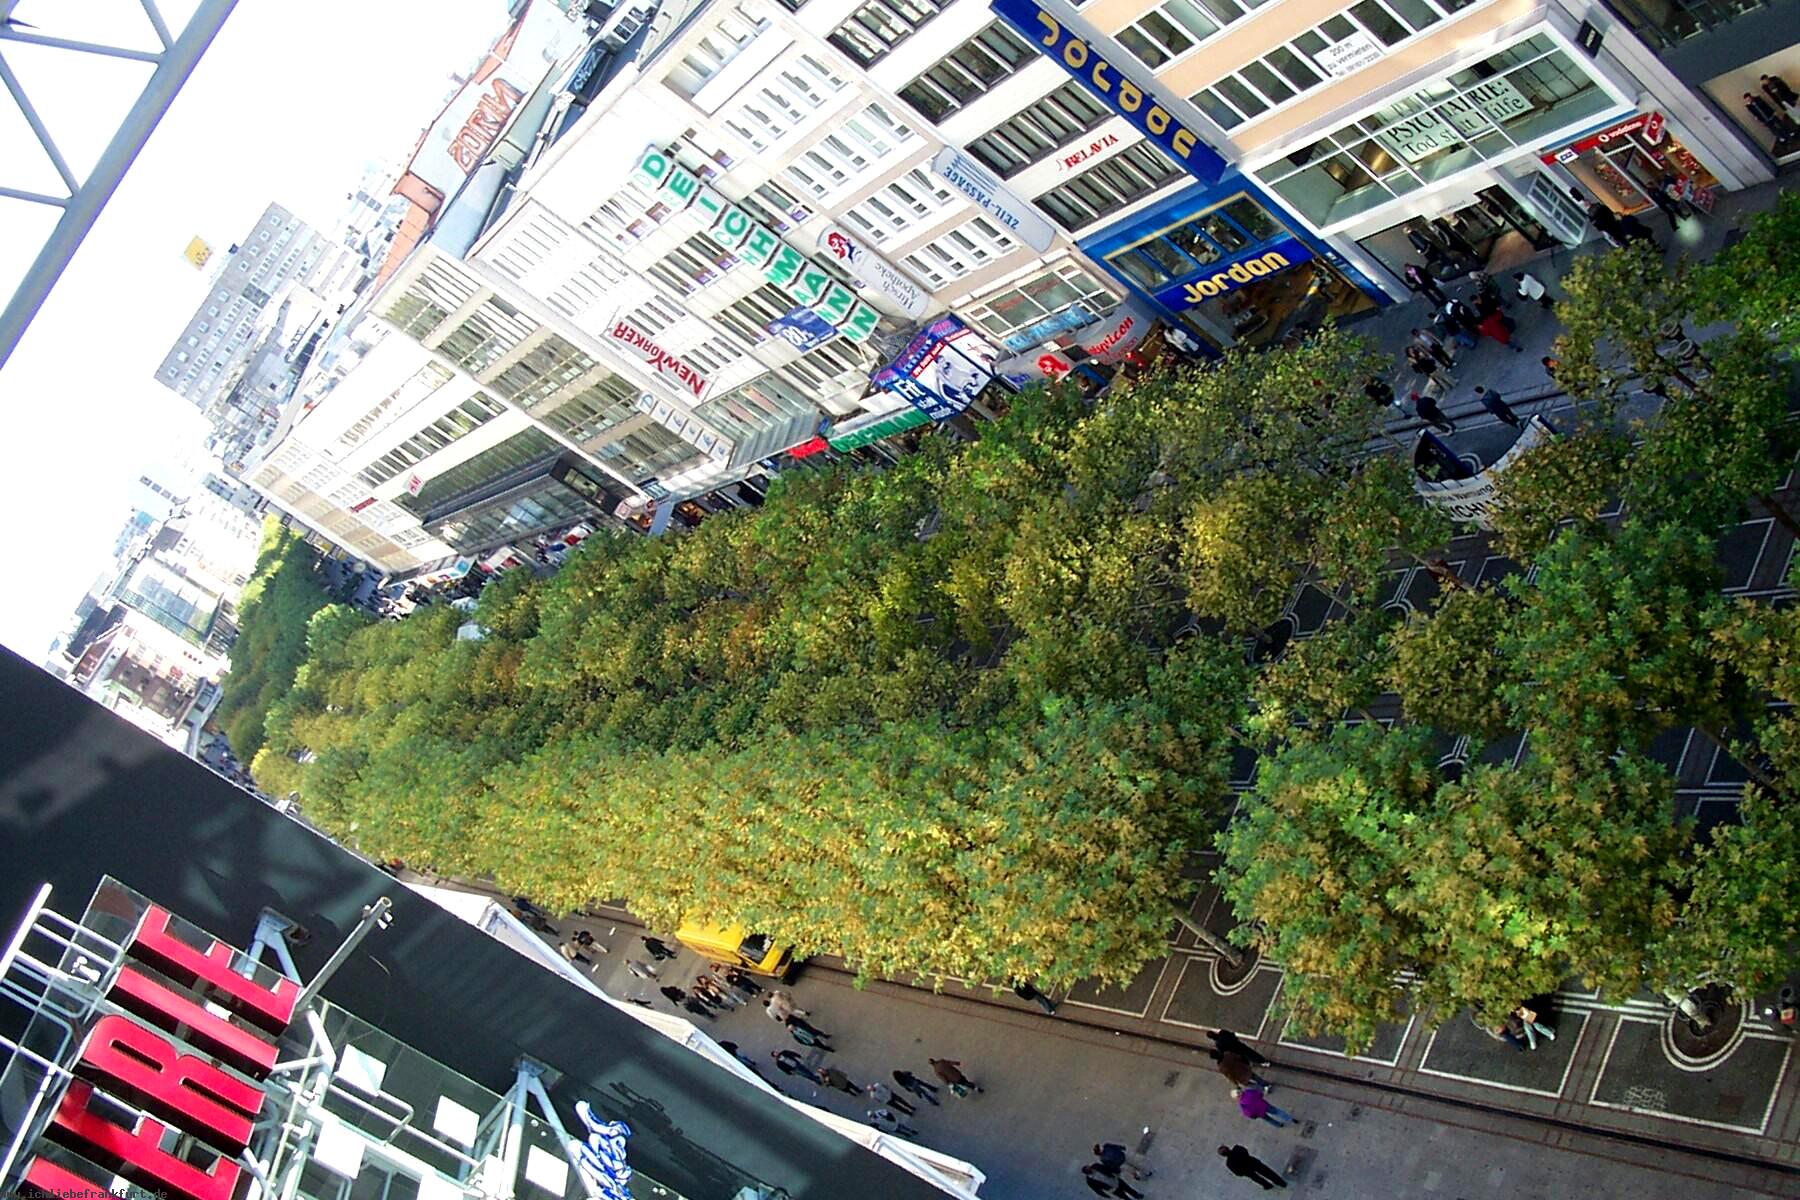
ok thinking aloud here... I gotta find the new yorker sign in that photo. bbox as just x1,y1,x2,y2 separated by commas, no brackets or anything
989,0,1227,186
20,902,300,1200
632,148,881,343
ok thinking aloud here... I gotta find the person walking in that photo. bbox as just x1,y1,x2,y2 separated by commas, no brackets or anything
867,1108,919,1138
1441,298,1479,350
625,959,660,981
865,1081,916,1116
1569,187,1624,247
764,989,806,1024
1406,345,1454,393
1513,272,1552,310
1410,327,1454,368
1615,212,1661,252
1082,1164,1145,1199
1411,392,1457,434
658,985,687,1007
928,1057,983,1096
788,1018,834,1051
893,1069,941,1106
1502,1004,1557,1051
1645,176,1687,231
1363,375,1395,408
771,1049,822,1083
1209,1029,1272,1068
1012,981,1058,1015
1093,1142,1152,1181
819,1065,863,1096
1216,1050,1271,1093
1402,264,1447,305
558,941,595,969
1541,354,1562,382
1472,385,1522,427
1474,304,1523,353
717,1041,765,1080
1235,1086,1296,1128
693,974,741,1009
642,936,678,961
719,966,764,997
1219,1144,1288,1191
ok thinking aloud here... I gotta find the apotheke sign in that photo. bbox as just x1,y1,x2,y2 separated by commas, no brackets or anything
819,225,929,319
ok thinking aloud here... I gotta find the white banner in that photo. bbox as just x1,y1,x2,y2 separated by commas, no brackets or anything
1415,415,1554,528
817,226,929,319
1376,77,1532,164
930,147,1056,253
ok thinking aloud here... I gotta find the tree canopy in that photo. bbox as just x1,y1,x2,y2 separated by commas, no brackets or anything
216,520,339,760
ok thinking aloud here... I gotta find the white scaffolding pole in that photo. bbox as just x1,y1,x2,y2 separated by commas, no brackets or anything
0,0,240,371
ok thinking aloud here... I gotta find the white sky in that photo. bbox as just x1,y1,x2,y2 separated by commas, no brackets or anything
0,0,508,657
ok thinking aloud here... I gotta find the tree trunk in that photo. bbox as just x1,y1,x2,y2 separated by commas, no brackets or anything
1757,492,1800,539
1697,722,1789,799
1171,903,1243,968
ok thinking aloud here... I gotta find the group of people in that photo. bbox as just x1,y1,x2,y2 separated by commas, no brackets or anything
1387,266,1552,434
1742,72,1799,144
764,1049,982,1137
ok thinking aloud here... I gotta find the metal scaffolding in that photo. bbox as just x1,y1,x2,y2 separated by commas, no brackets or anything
0,0,240,372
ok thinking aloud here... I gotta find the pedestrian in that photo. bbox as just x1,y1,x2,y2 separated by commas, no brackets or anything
1093,1142,1153,1181
892,1069,940,1106
1616,212,1661,252
1764,72,1799,115
1209,1029,1271,1068
719,965,764,997
1541,354,1561,381
771,1049,821,1083
1235,1086,1296,1128
625,959,659,981
1442,298,1479,349
1474,305,1522,353
764,989,806,1024
1219,1144,1288,1191
717,1041,764,1079
1744,92,1789,137
865,1081,916,1115
658,985,686,1007
867,1108,919,1137
558,941,594,968
571,929,604,953
1472,385,1522,427
1645,175,1687,230
1406,345,1454,392
1082,1164,1145,1199
1512,272,1552,310
642,936,678,961
1411,392,1456,434
1410,326,1455,368
682,995,716,1020
1363,374,1395,407
1569,187,1623,247
787,1018,834,1051
1467,269,1503,311
819,1065,863,1095
1012,981,1057,1015
1402,263,1447,305
1510,1004,1557,1051
928,1057,983,1096
694,974,740,1009
1216,1049,1271,1093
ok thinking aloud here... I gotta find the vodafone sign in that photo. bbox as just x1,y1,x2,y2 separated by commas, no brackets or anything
20,903,299,1200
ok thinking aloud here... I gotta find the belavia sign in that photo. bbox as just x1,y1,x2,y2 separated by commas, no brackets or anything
21,905,299,1200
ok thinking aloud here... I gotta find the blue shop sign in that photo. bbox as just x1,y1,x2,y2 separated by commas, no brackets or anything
1151,239,1316,309
766,306,839,351
989,0,1227,185
1000,304,1096,353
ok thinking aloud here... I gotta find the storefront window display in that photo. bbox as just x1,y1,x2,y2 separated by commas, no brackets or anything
1701,48,1800,165
1253,33,1616,230
1542,111,1723,216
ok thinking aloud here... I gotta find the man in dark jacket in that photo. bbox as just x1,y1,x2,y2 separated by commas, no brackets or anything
1219,1144,1288,1190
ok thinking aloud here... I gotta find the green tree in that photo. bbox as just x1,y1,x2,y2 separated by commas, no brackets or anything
1692,188,1800,357
1388,587,1518,739
1488,429,1629,562
216,520,340,758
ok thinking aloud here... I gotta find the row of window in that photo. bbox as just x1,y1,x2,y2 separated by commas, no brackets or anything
355,393,510,489
1117,0,1270,71
965,81,1113,179
839,167,962,245
896,22,1034,122
782,102,915,200
335,363,455,455
665,3,768,99
1035,141,1184,232
900,215,1019,289
828,0,954,68
1190,0,1483,131
720,53,849,151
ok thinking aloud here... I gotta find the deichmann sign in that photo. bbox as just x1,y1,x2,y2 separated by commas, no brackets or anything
1152,240,1316,309
818,225,929,319
632,148,881,343
929,148,1056,253
606,319,710,398
19,903,299,1200
990,0,1227,186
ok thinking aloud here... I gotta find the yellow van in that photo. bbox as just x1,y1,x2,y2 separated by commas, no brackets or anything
674,920,796,979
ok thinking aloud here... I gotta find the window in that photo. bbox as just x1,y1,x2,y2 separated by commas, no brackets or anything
722,56,845,149
1116,0,1263,69
1034,141,1183,231
897,23,1035,120
785,103,913,198
1189,0,1473,130
1253,34,1610,228
842,168,958,243
828,0,953,67
435,298,538,376
966,82,1112,178
962,262,1120,338
900,216,1018,288
1104,198,1289,289
665,3,768,98
488,333,597,409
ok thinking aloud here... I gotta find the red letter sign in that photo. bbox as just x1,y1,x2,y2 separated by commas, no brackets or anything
48,1080,244,1200
128,906,298,1033
110,966,280,1077
75,1015,261,1151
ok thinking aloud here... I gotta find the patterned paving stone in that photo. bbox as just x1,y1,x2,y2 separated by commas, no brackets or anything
1589,1018,1792,1133
1420,1009,1587,1096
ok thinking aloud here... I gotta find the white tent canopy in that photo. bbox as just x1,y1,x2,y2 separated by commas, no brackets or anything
407,883,985,1198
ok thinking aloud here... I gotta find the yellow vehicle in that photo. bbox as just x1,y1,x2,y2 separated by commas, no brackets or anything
674,920,796,979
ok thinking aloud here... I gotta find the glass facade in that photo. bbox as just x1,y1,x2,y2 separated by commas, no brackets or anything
428,464,613,554
1103,197,1288,290
962,263,1121,338
115,559,221,646
1601,0,1771,48
1253,34,1614,229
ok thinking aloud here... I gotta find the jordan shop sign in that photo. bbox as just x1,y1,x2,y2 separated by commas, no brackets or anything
17,900,300,1200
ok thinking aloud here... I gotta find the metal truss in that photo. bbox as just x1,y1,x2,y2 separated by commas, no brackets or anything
0,0,240,371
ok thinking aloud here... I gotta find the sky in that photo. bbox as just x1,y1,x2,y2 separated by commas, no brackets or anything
0,0,509,657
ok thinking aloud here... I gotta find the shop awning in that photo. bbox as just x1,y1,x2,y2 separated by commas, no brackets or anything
825,405,931,451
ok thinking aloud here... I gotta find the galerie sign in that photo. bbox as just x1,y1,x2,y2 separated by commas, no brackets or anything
1153,240,1314,308
818,225,929,320
1377,77,1532,163
20,903,299,1200
607,320,710,398
632,148,881,343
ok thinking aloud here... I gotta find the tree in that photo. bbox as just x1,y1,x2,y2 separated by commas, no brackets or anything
215,520,339,759
1692,188,1800,358
1249,607,1396,743
1388,587,1518,740
1488,429,1629,562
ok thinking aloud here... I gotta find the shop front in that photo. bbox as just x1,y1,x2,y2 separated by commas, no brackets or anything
1083,183,1384,352
1247,29,1641,292
1540,110,1724,217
